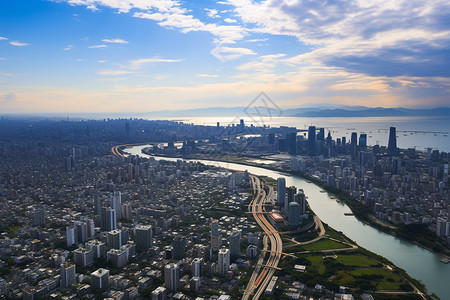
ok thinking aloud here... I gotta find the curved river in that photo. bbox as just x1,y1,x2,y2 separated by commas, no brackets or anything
126,145,449,299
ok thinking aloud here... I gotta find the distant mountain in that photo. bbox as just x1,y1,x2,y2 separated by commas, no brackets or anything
141,106,450,118
284,107,450,117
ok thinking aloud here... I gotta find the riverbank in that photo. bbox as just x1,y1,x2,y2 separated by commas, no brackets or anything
140,147,450,260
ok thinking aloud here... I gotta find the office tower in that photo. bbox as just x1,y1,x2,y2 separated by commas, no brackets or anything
86,240,106,259
60,264,76,288
86,219,95,240
74,221,87,243
172,236,186,260
246,245,258,258
191,258,203,277
351,132,358,157
107,249,127,268
288,202,301,226
190,276,201,292
66,226,78,247
100,207,108,231
152,286,167,300
134,224,153,252
436,217,449,237
359,133,367,149
107,230,122,249
285,186,297,213
326,131,332,147
317,128,325,141
106,208,117,231
387,126,398,155
268,133,275,144
73,248,94,267
218,248,230,276
164,263,179,291
278,138,286,152
444,164,449,183
122,203,132,220
32,208,45,227
294,192,306,215
239,119,245,132
112,191,122,219
229,231,241,257
91,268,109,291
94,192,101,216
308,126,316,156
341,136,346,153
211,219,221,251
287,132,297,155
277,177,286,205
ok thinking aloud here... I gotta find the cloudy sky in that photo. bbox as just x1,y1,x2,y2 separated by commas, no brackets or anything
0,0,449,113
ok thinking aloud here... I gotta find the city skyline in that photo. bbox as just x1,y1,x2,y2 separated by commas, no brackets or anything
1,0,450,113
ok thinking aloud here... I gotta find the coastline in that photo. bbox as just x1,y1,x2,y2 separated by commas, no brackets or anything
139,147,450,260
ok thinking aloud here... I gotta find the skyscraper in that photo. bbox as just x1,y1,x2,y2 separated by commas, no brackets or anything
33,208,45,227
351,132,358,157
359,133,367,149
308,126,316,156
229,231,241,257
172,236,186,260
107,230,122,249
191,258,203,277
387,126,398,155
135,224,153,252
66,226,78,247
91,268,109,291
288,202,301,226
164,263,179,291
60,264,76,288
112,191,122,219
218,248,230,276
287,132,297,155
277,177,286,205
106,208,117,231
211,219,221,251
285,186,297,213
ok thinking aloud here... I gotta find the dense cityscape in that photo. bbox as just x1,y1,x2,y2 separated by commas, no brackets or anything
0,118,448,300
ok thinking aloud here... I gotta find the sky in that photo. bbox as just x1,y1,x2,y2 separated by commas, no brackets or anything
0,0,449,114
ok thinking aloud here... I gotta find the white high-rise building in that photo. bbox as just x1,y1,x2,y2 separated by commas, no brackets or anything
191,258,203,277
164,263,179,291
60,264,76,288
66,226,77,247
112,191,122,219
91,268,109,291
229,231,241,256
218,248,230,276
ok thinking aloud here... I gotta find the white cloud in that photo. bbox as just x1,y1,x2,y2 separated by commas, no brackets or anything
98,60,106,63
9,41,29,46
197,74,219,78
88,44,108,48
0,71,17,77
224,18,237,23
0,37,8,41
205,8,220,18
64,45,73,51
102,38,129,44
98,70,135,76
0,91,16,103
211,46,256,61
128,58,184,70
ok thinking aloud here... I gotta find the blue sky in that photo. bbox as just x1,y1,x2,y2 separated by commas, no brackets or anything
0,0,449,113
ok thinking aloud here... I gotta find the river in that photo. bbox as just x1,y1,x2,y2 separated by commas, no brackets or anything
126,145,449,299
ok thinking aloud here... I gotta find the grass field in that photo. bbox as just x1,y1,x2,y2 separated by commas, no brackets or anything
336,254,380,267
305,255,326,275
303,239,351,251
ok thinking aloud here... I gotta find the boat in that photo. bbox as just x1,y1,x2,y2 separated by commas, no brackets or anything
320,190,326,193
441,257,450,264
344,213,354,216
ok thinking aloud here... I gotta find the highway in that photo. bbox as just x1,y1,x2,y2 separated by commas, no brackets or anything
242,175,283,300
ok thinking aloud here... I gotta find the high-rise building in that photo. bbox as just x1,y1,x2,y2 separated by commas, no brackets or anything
112,191,122,219
60,264,76,288
287,132,297,155
106,208,117,231
294,192,306,215
211,219,221,251
135,224,153,252
122,203,132,220
351,132,358,157
94,192,101,216
164,263,179,291
218,248,230,276
86,240,106,259
277,177,286,205
74,221,87,243
359,133,367,149
107,249,127,268
308,126,316,156
152,286,167,300
86,219,95,240
91,268,109,291
107,230,122,250
229,231,241,257
66,226,78,247
172,236,186,260
436,217,449,237
191,258,203,277
288,202,301,226
285,186,297,213
387,127,398,156
317,128,325,141
33,208,45,227
73,248,94,267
